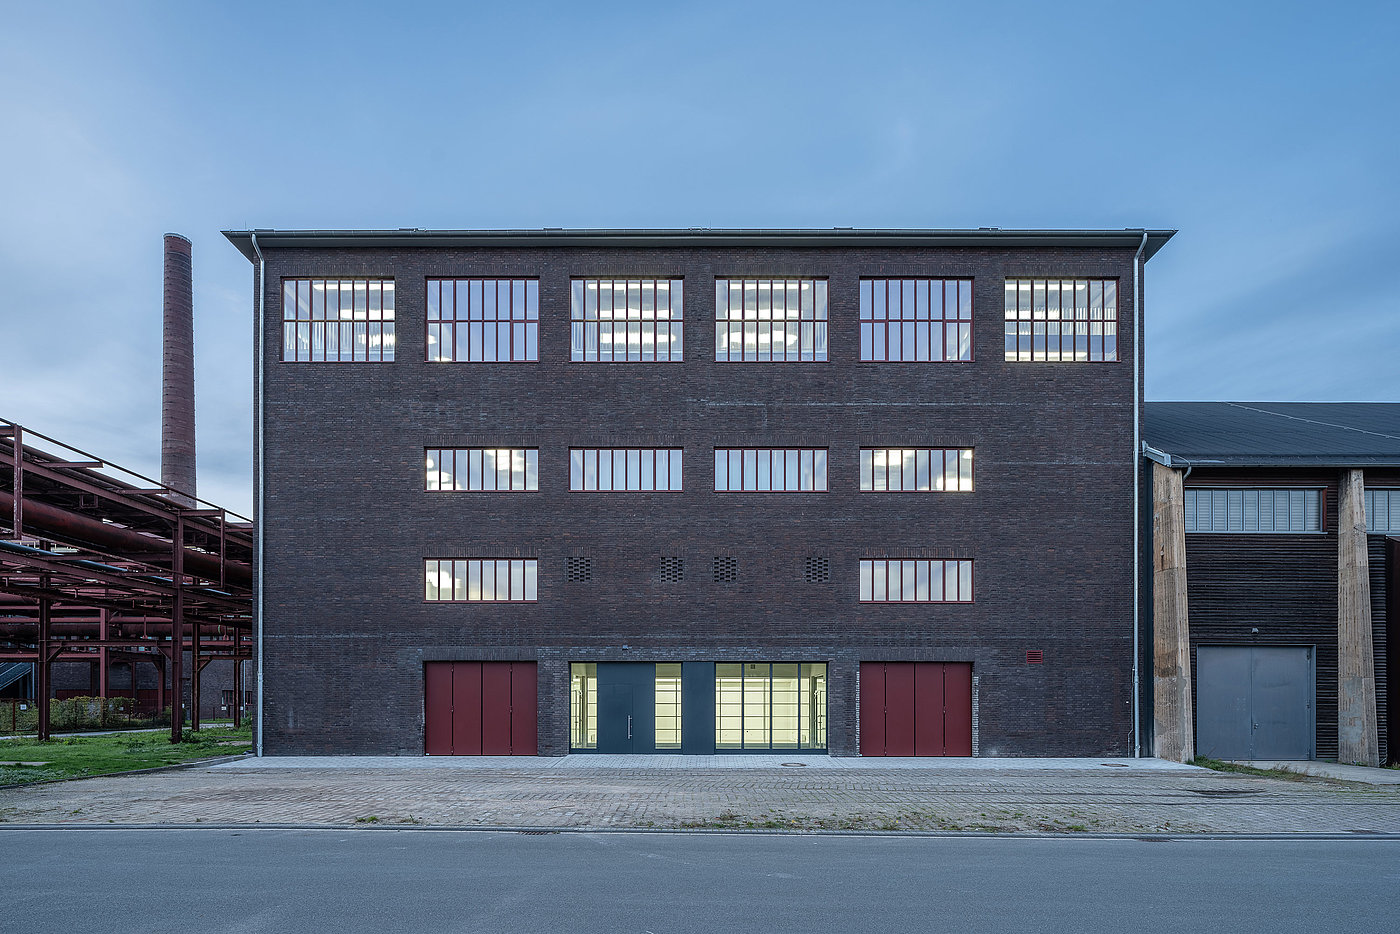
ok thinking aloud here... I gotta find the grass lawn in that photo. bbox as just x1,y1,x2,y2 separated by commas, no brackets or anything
0,724,252,786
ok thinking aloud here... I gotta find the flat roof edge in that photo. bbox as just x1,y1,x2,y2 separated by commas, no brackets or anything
221,228,1177,264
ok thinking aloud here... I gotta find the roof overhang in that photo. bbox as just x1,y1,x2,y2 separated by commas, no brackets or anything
222,227,1177,264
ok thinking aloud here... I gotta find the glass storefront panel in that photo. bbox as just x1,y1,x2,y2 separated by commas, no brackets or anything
743,663,770,746
715,662,827,751
715,663,744,750
771,663,800,749
800,663,827,749
655,663,682,750
570,663,597,749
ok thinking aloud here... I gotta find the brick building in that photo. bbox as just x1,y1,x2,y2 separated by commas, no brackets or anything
225,228,1173,756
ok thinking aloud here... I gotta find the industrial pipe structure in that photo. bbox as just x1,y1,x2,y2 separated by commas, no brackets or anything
0,492,251,587
1,417,252,743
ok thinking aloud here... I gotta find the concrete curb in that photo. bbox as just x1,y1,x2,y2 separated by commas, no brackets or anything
0,823,1398,841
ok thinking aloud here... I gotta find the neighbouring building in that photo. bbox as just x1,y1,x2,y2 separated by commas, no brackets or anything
225,227,1173,756
1145,402,1400,765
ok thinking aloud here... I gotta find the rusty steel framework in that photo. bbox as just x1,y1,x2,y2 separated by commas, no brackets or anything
0,416,252,743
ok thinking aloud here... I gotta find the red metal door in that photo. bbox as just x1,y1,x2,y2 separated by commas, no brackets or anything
862,661,973,756
425,661,538,756
480,662,513,755
913,662,945,756
942,663,973,756
510,663,538,755
883,663,916,756
452,661,483,755
424,662,453,755
859,662,886,755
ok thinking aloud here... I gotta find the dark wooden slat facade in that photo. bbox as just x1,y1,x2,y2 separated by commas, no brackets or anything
1184,468,1396,762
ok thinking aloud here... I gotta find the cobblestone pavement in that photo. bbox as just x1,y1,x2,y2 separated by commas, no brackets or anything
2,756,1398,834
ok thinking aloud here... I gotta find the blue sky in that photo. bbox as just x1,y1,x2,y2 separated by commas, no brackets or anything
1,0,1396,515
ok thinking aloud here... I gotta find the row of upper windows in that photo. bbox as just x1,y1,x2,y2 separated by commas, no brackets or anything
280,277,1119,364
423,558,973,603
1183,488,1400,534
426,447,975,493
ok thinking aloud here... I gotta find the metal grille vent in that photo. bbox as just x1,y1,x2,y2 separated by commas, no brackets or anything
803,556,830,583
566,557,593,583
658,556,684,583
1026,650,1044,665
712,556,738,583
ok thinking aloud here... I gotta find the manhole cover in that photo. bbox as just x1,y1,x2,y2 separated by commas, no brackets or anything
780,762,807,768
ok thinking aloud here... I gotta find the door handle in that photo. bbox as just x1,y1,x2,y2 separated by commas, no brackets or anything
627,715,633,740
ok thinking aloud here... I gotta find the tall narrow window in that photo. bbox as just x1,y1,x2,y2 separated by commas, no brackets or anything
860,448,973,492
860,279,972,361
715,278,827,361
859,559,973,602
655,663,682,750
425,559,538,602
714,449,827,492
570,663,598,750
571,278,683,361
426,449,538,492
569,449,683,491
282,278,395,362
1004,278,1118,361
427,278,539,362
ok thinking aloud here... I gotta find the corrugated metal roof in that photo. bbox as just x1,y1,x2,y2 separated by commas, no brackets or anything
1144,402,1400,467
222,227,1175,264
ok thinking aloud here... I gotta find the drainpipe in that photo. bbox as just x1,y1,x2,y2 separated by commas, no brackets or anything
1132,229,1147,758
250,233,265,757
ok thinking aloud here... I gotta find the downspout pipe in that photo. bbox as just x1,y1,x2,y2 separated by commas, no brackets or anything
1132,229,1147,757
250,232,265,757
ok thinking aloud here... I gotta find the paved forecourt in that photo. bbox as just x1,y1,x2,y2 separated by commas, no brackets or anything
3,756,1399,834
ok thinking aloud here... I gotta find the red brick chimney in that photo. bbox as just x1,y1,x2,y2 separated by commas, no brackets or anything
161,233,196,506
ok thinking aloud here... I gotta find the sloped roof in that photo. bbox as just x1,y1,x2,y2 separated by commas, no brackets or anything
1144,402,1400,467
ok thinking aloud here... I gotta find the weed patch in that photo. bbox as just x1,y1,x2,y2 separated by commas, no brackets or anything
1190,757,1312,782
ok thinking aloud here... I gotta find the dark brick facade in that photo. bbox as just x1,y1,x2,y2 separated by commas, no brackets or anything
244,233,1158,756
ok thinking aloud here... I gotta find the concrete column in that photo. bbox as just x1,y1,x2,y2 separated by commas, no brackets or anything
1337,468,1379,766
1152,462,1194,762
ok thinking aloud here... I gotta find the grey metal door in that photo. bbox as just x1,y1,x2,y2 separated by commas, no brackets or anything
597,663,656,754
1196,646,1314,760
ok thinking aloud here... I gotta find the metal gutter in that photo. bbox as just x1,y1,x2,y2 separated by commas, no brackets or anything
1141,444,1175,468
1131,230,1146,759
1138,455,1400,469
250,232,265,758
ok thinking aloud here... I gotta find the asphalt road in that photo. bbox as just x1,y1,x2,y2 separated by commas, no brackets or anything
8,829,1399,933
